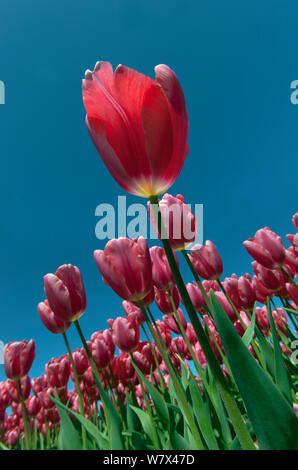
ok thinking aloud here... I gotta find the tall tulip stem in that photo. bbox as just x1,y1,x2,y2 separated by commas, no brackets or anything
17,379,31,450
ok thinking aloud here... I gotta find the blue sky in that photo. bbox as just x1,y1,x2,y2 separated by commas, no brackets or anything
0,0,297,381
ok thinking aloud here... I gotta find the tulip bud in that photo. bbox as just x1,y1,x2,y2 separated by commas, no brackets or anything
3,340,35,381
112,355,135,384
94,237,152,301
0,382,12,409
111,316,139,353
70,349,89,379
31,375,48,395
170,337,191,360
190,241,223,280
185,282,206,313
253,261,285,292
91,332,114,370
122,301,145,325
26,395,41,417
286,283,298,305
37,299,71,334
243,227,285,269
44,264,86,322
153,320,172,348
148,193,197,251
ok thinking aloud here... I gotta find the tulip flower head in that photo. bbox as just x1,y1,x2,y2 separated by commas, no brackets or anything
3,340,36,381
190,241,223,280
43,264,87,323
243,227,285,269
82,62,189,198
94,237,152,301
37,299,71,334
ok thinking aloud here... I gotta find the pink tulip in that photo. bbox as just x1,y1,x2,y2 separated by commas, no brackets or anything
122,301,145,325
163,308,187,334
148,193,196,250
31,375,48,396
111,316,140,353
185,282,206,313
150,246,179,289
82,62,188,198
133,341,157,374
243,227,285,269
45,356,70,389
292,212,298,231
212,291,237,322
190,241,223,280
94,237,152,301
3,340,35,381
286,283,298,305
37,299,71,334
154,285,180,314
44,264,87,323
5,376,31,402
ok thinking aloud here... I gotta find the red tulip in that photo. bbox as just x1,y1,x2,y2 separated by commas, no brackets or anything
26,395,41,417
70,349,89,379
82,62,188,198
243,227,285,269
122,301,145,325
111,316,140,353
90,332,115,370
44,264,87,322
286,283,298,305
3,340,35,380
94,237,152,301
212,291,237,322
0,382,12,409
152,320,172,348
252,261,285,292
170,337,191,360
37,299,71,334
148,193,196,250
112,355,135,384
154,285,180,314
185,282,207,313
190,241,223,280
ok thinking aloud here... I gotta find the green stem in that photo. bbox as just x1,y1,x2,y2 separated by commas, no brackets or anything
17,379,31,450
280,267,298,287
62,332,87,450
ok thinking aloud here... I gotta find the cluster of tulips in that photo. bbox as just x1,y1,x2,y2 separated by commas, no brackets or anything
1,61,297,450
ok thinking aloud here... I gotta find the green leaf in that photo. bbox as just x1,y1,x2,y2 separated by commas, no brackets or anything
132,363,169,425
267,299,292,404
210,291,298,450
51,391,82,450
129,405,155,445
188,371,219,449
242,304,256,347
170,431,193,450
92,372,124,450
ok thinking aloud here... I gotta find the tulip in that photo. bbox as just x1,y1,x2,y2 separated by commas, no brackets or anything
6,429,18,447
31,375,48,396
190,241,223,280
255,306,270,335
0,382,12,409
111,316,139,353
243,227,285,269
112,355,135,384
185,282,206,313
26,396,41,418
3,340,35,381
152,320,172,348
292,212,298,231
150,245,179,289
94,237,152,301
253,261,285,292
148,193,196,250
44,264,86,323
251,275,273,304
133,341,157,374
82,62,188,198
170,337,191,360
90,332,115,370
37,299,71,334
45,356,70,389
70,349,89,379
185,323,198,344
163,308,187,334
122,301,145,325
154,285,180,314
5,376,31,402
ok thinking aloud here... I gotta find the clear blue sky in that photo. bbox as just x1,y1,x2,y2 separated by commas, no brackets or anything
0,0,297,381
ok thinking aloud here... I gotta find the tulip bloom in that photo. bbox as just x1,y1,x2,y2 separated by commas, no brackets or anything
148,193,196,250
111,316,140,353
37,299,71,334
5,375,31,402
243,227,285,269
44,264,87,323
190,241,223,280
292,212,298,231
3,340,35,381
45,356,70,389
94,237,152,301
82,62,188,198
154,285,180,314
150,245,179,289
